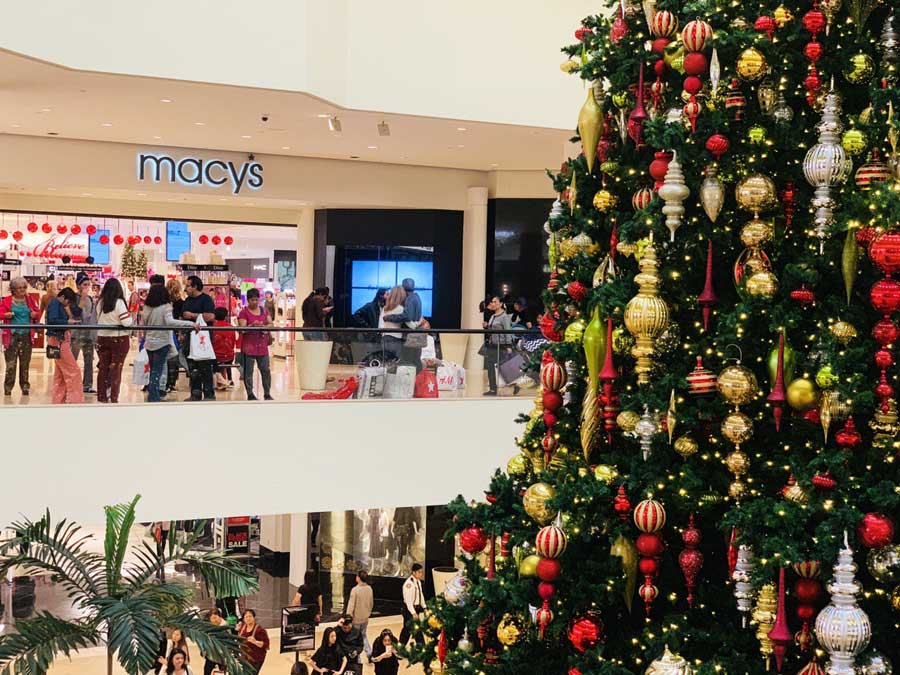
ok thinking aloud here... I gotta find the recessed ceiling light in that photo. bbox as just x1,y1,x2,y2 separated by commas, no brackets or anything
160,98,173,103
81,192,93,197
457,144,465,148
490,163,500,167
152,135,162,140
367,145,378,149
136,192,147,196
39,108,51,113
317,114,331,118
457,127,468,131
281,146,291,150
101,122,113,127
47,187,56,191
194,121,205,126
241,134,252,139
10,124,20,128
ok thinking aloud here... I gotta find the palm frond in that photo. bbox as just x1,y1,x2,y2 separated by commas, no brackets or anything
168,613,258,675
94,595,162,675
103,495,140,595
177,550,259,599
0,513,103,605
0,613,100,675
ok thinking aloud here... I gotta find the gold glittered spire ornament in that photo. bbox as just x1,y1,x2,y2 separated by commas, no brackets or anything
578,89,603,174
624,237,670,385
753,582,777,667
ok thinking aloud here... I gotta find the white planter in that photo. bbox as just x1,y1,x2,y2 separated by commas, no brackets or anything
432,566,460,598
294,339,333,391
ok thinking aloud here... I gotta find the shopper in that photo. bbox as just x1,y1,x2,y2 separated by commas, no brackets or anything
127,279,140,321
335,615,364,675
238,288,274,400
291,570,324,619
379,285,406,361
72,272,98,394
46,288,84,405
370,630,400,675
95,278,133,403
382,278,426,372
203,609,228,675
1,277,39,396
39,279,57,320
180,275,216,401
165,649,191,675
346,570,374,659
237,609,269,674
165,278,185,392
155,628,191,668
311,627,346,675
510,297,534,329
142,284,197,402
264,290,276,321
212,307,237,391
399,564,426,647
351,289,387,329
301,287,331,341
483,295,514,396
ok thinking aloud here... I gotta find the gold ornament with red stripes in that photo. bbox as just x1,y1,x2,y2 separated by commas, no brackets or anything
792,560,821,578
632,186,654,211
682,19,714,52
634,499,667,533
651,10,679,38
535,524,568,559
541,359,568,392
541,433,558,454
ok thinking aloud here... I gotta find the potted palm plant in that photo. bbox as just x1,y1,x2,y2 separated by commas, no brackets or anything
0,495,260,675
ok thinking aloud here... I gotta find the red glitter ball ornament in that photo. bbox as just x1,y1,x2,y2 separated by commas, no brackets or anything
27,221,38,233
99,234,109,245
683,51,709,76
870,278,900,315
57,224,67,234
86,224,97,236
567,613,603,653
459,525,488,554
70,224,81,235
652,38,670,56
804,41,823,62
542,391,563,412
705,133,730,160
684,75,703,95
211,235,222,246
869,233,900,275
639,557,659,576
113,235,124,246
143,236,152,245
857,513,895,549
872,319,900,346
566,280,587,302
0,230,6,240
198,234,209,245
224,235,234,246
538,582,556,601
875,349,894,369
755,15,776,39
649,151,673,189
574,27,592,41
536,557,562,582
154,236,163,245
802,9,825,34
41,222,51,234
636,532,665,557
12,231,23,242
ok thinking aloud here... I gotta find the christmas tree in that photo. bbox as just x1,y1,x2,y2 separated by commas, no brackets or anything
409,2,900,675
120,241,148,280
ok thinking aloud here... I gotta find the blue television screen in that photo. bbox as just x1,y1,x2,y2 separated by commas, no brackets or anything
166,221,191,262
351,260,433,317
89,229,110,265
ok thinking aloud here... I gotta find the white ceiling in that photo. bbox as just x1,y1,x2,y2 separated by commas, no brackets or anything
0,49,570,172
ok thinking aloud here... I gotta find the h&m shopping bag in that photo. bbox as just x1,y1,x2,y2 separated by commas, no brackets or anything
189,318,216,361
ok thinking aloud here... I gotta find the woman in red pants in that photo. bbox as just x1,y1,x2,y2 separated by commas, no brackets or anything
46,288,84,405
95,279,134,403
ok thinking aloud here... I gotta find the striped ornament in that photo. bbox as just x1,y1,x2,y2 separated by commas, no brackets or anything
797,660,824,675
541,360,568,392
855,158,892,190
792,560,821,578
633,499,667,533
535,525,568,559
651,10,679,38
632,186,654,211
681,20,713,52
541,433,558,453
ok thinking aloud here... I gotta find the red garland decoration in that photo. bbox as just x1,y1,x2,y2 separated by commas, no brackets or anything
801,3,826,106
678,514,703,607
868,234,900,413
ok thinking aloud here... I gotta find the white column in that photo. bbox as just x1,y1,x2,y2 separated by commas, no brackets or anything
462,187,489,371
260,514,291,553
289,513,310,589
295,206,315,295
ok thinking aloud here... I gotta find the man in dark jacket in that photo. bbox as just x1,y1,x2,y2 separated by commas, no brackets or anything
336,614,365,674
351,289,387,329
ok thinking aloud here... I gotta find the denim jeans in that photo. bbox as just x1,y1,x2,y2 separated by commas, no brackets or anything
354,621,371,657
242,353,271,397
147,347,169,402
72,338,95,390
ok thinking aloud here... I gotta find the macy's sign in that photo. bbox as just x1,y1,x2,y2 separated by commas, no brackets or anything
137,153,264,195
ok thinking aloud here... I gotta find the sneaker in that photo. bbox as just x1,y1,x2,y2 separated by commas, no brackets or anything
483,390,497,396
83,387,97,394
264,394,274,401
21,388,29,396
204,394,217,401
185,396,202,402
247,393,258,401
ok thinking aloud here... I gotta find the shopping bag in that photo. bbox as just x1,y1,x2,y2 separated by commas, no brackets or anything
436,365,458,390
132,349,150,385
498,353,526,387
420,335,437,361
189,318,216,361
356,366,385,399
414,369,439,398
384,365,416,399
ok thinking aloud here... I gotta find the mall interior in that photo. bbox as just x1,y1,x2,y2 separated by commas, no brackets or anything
0,2,598,673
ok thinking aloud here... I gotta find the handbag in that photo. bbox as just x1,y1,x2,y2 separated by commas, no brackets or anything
404,331,428,348
46,336,61,360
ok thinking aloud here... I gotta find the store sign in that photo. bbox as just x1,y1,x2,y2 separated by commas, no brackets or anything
137,153,264,195
225,516,250,554
2,233,89,261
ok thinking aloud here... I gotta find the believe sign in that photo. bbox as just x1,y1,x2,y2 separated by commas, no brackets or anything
137,153,264,195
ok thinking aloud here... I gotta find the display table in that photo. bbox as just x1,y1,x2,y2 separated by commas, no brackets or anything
294,339,333,391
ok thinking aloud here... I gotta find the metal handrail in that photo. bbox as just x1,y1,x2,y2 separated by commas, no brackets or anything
1,324,535,335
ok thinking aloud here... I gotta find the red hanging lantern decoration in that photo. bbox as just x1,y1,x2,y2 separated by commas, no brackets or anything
12,231,23,242
57,223,67,234
634,499,666,616
154,236,163,245
599,318,619,441
792,561,822,651
113,234,124,246
628,62,648,147
835,416,862,451
41,222,52,234
705,134,730,161
801,4,826,105
198,234,209,245
70,224,81,235
567,612,604,653
755,15,776,39
224,235,234,246
857,512,895,549
868,234,900,414
678,514,703,607
99,234,110,245
86,224,97,236
649,151,673,190
211,235,222,246
26,222,38,233
0,230,7,240
613,485,631,521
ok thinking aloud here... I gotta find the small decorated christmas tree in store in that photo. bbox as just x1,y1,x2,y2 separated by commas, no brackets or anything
408,1,900,674
120,241,148,280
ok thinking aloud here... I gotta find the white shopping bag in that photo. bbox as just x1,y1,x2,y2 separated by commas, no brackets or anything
189,318,216,361
384,365,416,399
132,350,150,386
437,362,466,390
356,366,386,399
420,335,437,362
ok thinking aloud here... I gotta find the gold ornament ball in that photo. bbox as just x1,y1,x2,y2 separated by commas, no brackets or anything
748,126,768,145
891,585,900,612
737,47,768,81
428,613,443,631
843,53,876,84
725,449,751,476
867,545,900,584
740,218,774,248
784,482,810,505
560,59,579,73
736,174,777,213
729,479,749,500
617,409,641,432
815,365,836,389
721,411,755,445
565,318,587,343
496,614,525,646
787,378,819,412
674,435,699,458
717,365,759,406
594,464,619,483
519,554,541,578
523,482,557,524
842,129,868,156
593,189,618,212
507,455,529,476
774,5,793,25
831,321,857,344
746,271,779,299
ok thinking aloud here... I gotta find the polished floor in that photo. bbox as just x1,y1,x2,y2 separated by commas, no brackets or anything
0,342,534,406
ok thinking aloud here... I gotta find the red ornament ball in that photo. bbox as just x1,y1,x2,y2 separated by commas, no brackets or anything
869,233,900,275
569,669,582,675
796,604,817,621
27,221,38,233
543,411,558,429
113,234,124,246
870,278,900,316
538,582,556,601
639,557,659,576
198,234,209,245
154,236,163,245
875,349,894,369
57,224,67,234
683,51,709,76
542,390,564,412
86,224,97,236
99,234,110,245
0,230,6,240
872,319,900,347
536,524,567,559
143,236,152,245
566,281,587,303
539,312,563,342
70,224,81,235
574,27,592,42
705,133,730,159
802,10,825,35
12,231,23,241
41,222,52,234
636,532,665,558
459,525,488,554
857,513,895,549
212,235,222,246
633,499,666,533
224,235,234,246
652,38,670,56
649,151,673,187
684,75,703,95
536,557,562,582
567,613,603,653
794,577,823,605
755,15,776,37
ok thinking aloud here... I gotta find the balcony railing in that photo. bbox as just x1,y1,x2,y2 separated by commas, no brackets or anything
0,324,546,405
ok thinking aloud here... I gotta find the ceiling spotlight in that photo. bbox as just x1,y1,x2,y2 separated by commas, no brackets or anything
328,116,342,133
377,121,390,137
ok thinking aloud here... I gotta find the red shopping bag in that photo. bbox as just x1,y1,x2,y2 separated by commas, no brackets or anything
414,368,439,398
